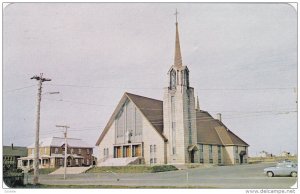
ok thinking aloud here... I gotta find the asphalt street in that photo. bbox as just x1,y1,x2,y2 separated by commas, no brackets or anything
27,163,297,189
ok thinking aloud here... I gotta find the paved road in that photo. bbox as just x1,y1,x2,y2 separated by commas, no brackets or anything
27,163,297,188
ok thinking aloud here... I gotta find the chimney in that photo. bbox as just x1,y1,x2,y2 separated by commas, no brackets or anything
216,113,222,122
11,143,14,150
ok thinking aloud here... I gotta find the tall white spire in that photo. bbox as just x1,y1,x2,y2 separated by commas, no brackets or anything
174,9,182,67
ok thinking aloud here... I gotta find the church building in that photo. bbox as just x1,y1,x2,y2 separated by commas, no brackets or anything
96,17,249,166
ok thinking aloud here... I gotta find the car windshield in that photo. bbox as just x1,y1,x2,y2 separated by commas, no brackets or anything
276,163,297,168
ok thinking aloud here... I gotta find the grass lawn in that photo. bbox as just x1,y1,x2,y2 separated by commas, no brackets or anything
28,168,58,175
86,165,178,173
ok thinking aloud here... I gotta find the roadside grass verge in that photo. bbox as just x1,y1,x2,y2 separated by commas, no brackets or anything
23,184,216,189
86,165,178,173
248,156,297,164
29,168,58,175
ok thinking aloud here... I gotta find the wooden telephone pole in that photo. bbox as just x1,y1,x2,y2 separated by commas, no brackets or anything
31,73,51,185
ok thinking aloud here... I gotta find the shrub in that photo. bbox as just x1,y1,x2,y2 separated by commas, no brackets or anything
151,165,178,173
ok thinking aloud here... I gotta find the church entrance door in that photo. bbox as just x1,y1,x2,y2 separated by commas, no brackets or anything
190,150,195,163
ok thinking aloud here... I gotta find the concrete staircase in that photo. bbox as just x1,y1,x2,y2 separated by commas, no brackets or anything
98,157,142,166
50,166,92,175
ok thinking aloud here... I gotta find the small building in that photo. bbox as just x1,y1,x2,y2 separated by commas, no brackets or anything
18,137,93,170
3,144,27,171
259,151,272,158
280,151,291,157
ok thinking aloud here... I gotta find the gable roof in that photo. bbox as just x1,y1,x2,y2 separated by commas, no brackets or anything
95,92,167,146
27,137,93,148
3,146,27,157
126,93,164,135
196,111,249,146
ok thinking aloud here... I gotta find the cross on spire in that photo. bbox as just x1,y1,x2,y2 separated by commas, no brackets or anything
174,9,179,23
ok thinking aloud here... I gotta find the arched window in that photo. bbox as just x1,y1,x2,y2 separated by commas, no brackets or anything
170,69,176,89
184,69,189,87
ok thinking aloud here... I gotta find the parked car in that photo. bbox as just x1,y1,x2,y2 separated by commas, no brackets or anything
264,162,297,177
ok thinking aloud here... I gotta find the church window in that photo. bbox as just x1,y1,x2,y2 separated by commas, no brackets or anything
199,144,204,163
116,101,143,142
209,145,213,163
185,69,189,87
171,96,176,155
170,70,176,89
218,145,222,164
135,108,143,136
234,146,239,163
150,144,157,165
116,106,125,138
103,148,109,159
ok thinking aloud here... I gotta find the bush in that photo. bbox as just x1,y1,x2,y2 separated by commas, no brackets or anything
151,165,178,173
86,165,178,173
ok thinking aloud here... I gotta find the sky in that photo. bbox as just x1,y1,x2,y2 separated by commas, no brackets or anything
3,3,297,157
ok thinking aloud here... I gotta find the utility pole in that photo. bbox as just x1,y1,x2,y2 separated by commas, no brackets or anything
31,73,51,185
56,125,70,180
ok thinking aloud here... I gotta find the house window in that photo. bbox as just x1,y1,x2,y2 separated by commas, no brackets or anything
209,145,213,164
87,149,89,154
199,144,204,163
32,149,35,156
78,149,82,155
87,159,90,165
55,148,58,154
71,148,74,154
75,159,79,165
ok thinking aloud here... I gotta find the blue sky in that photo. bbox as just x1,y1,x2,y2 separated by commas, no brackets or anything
3,3,297,156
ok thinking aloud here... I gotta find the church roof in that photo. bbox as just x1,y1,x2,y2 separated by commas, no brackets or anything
96,92,248,147
95,92,167,146
196,111,249,146
126,93,164,136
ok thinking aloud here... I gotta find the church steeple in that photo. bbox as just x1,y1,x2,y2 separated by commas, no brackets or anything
174,10,182,67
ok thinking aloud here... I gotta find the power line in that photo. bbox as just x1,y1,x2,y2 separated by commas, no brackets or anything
4,84,37,93
45,83,295,91
43,98,111,107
